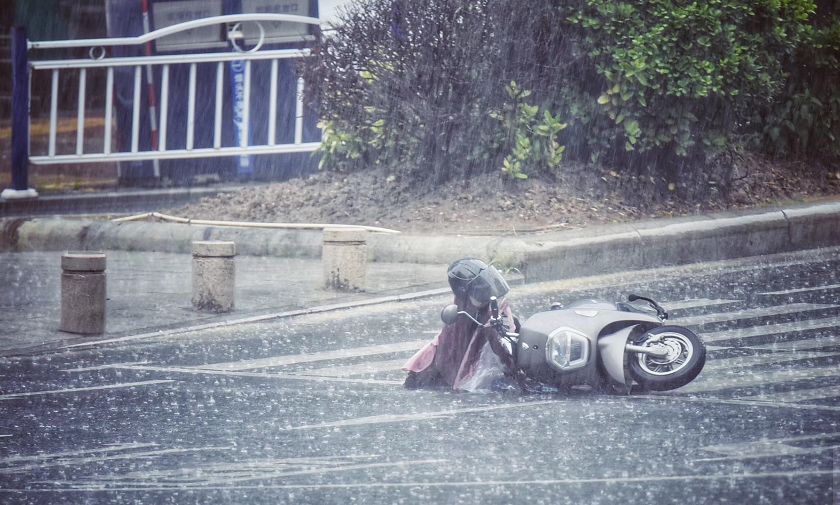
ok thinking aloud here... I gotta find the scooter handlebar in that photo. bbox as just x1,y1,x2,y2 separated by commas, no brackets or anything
628,294,668,320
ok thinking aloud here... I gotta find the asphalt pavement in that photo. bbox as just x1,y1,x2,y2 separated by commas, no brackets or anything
1,247,839,503
2,189,840,503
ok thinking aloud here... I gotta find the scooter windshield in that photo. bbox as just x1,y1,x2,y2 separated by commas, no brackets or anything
466,265,510,307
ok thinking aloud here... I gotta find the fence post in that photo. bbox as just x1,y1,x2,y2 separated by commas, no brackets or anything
1,26,38,200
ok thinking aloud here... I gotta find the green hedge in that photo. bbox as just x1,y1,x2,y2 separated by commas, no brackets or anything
305,0,839,185
753,16,840,159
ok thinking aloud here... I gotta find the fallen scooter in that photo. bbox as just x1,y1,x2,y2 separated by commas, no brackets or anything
440,294,706,392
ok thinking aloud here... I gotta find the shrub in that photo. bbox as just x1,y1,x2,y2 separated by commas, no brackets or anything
566,0,816,161
753,16,840,159
306,0,578,183
305,0,837,190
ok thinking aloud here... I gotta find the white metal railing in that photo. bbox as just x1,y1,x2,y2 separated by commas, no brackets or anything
26,14,322,166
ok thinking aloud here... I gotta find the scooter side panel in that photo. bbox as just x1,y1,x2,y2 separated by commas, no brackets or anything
516,309,661,387
517,311,600,386
598,326,636,386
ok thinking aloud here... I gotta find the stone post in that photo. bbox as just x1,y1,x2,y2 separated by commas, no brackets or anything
192,241,235,312
60,252,106,334
322,228,367,291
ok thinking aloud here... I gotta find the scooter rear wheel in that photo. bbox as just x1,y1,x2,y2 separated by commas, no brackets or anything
629,326,706,391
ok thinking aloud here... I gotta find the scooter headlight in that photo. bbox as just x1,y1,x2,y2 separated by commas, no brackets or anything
546,328,590,371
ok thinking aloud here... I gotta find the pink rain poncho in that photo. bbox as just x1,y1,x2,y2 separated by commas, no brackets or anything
402,297,516,392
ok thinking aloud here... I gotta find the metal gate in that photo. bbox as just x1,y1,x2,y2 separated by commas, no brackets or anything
4,13,322,197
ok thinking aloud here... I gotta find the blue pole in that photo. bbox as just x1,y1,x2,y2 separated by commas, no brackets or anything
10,26,30,192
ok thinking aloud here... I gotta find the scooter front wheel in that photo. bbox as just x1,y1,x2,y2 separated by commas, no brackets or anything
629,326,706,391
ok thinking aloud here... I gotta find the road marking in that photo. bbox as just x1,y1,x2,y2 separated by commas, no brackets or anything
703,350,837,371
753,334,840,352
664,298,740,311
117,364,404,386
675,303,838,326
759,283,840,296
62,361,151,373
193,340,427,371
281,399,566,431
0,446,230,473
208,459,447,486
640,394,840,413
696,433,840,462
63,458,447,489
674,364,840,394
0,443,158,465
47,248,840,355
701,316,840,343
81,454,395,487
0,380,175,400
61,289,450,350
299,358,409,378
190,300,745,376
5,469,836,492
743,384,840,404
696,444,838,462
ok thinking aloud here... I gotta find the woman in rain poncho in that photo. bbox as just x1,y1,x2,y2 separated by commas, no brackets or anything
403,258,518,392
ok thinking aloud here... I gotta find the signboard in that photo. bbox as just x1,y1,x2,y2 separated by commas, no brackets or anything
229,59,253,176
153,0,225,52
241,0,312,44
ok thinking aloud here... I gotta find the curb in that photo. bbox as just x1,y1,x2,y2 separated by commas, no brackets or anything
5,219,327,258
520,202,840,280
0,185,239,216
0,217,539,265
2,200,839,281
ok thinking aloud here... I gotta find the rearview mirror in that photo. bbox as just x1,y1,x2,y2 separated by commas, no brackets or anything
440,305,459,325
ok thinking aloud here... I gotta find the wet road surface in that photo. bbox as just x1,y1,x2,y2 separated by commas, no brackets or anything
1,248,839,503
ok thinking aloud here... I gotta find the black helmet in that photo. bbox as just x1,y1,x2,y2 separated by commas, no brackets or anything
447,258,510,308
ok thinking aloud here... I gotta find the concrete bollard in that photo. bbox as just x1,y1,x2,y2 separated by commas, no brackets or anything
60,252,106,334
192,241,236,312
323,228,367,291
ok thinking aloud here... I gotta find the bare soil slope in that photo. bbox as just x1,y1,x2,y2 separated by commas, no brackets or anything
175,156,840,234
